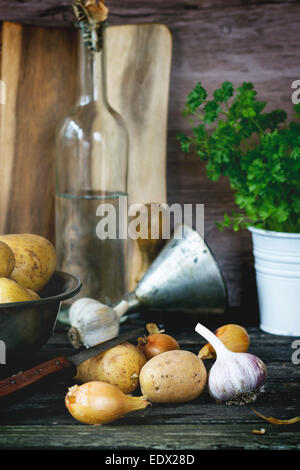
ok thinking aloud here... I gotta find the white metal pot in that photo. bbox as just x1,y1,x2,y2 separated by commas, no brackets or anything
249,227,300,336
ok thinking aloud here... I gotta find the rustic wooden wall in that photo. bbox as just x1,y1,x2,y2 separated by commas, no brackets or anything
0,0,299,316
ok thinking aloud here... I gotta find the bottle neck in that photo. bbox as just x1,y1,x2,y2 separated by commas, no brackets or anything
77,29,107,105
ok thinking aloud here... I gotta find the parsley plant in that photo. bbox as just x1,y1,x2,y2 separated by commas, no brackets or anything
177,82,300,232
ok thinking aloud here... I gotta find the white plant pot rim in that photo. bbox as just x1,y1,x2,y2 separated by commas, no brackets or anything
248,226,300,239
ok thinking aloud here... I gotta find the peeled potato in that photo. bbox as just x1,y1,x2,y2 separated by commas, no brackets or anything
75,342,147,394
0,234,56,292
139,349,207,403
0,241,15,278
0,278,36,303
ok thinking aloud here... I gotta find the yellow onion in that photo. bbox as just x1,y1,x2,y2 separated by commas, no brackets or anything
65,381,150,425
198,324,249,360
138,323,180,360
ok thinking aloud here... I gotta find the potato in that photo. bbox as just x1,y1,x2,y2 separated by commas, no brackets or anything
26,288,41,300
75,342,147,394
0,278,35,303
139,349,207,403
0,234,56,292
0,241,15,277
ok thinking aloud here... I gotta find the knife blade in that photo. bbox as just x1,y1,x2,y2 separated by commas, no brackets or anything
69,327,145,366
0,327,145,401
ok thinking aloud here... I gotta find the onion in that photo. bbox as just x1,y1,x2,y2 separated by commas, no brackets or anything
138,323,180,360
65,381,150,425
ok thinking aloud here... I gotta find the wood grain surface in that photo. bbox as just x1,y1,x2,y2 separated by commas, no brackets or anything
0,0,298,26
0,0,299,313
106,24,170,206
106,24,171,287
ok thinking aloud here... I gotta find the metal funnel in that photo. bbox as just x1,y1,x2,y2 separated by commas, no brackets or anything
119,224,227,315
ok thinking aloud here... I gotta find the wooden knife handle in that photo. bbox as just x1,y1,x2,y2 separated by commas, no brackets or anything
0,356,77,400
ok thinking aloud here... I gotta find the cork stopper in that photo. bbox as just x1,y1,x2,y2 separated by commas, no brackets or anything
73,0,109,52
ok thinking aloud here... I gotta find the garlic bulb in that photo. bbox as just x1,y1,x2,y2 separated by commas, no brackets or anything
195,322,267,404
68,298,129,348
65,381,150,425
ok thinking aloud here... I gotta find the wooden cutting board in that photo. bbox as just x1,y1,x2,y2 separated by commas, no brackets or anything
0,23,78,242
106,24,172,288
0,22,172,290
106,24,171,205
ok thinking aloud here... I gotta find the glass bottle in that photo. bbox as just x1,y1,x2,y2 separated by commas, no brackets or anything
56,15,129,312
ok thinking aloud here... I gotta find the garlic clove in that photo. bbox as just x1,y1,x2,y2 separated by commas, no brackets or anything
195,322,267,405
198,324,250,360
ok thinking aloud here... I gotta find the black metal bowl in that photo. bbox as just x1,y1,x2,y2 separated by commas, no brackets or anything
0,271,81,360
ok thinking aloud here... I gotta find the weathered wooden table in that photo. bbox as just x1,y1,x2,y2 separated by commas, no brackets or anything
0,315,299,450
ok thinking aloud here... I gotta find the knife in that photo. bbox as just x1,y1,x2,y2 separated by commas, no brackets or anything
0,327,145,401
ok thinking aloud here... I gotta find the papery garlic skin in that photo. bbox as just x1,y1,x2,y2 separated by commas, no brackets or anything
68,298,128,348
208,352,267,402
